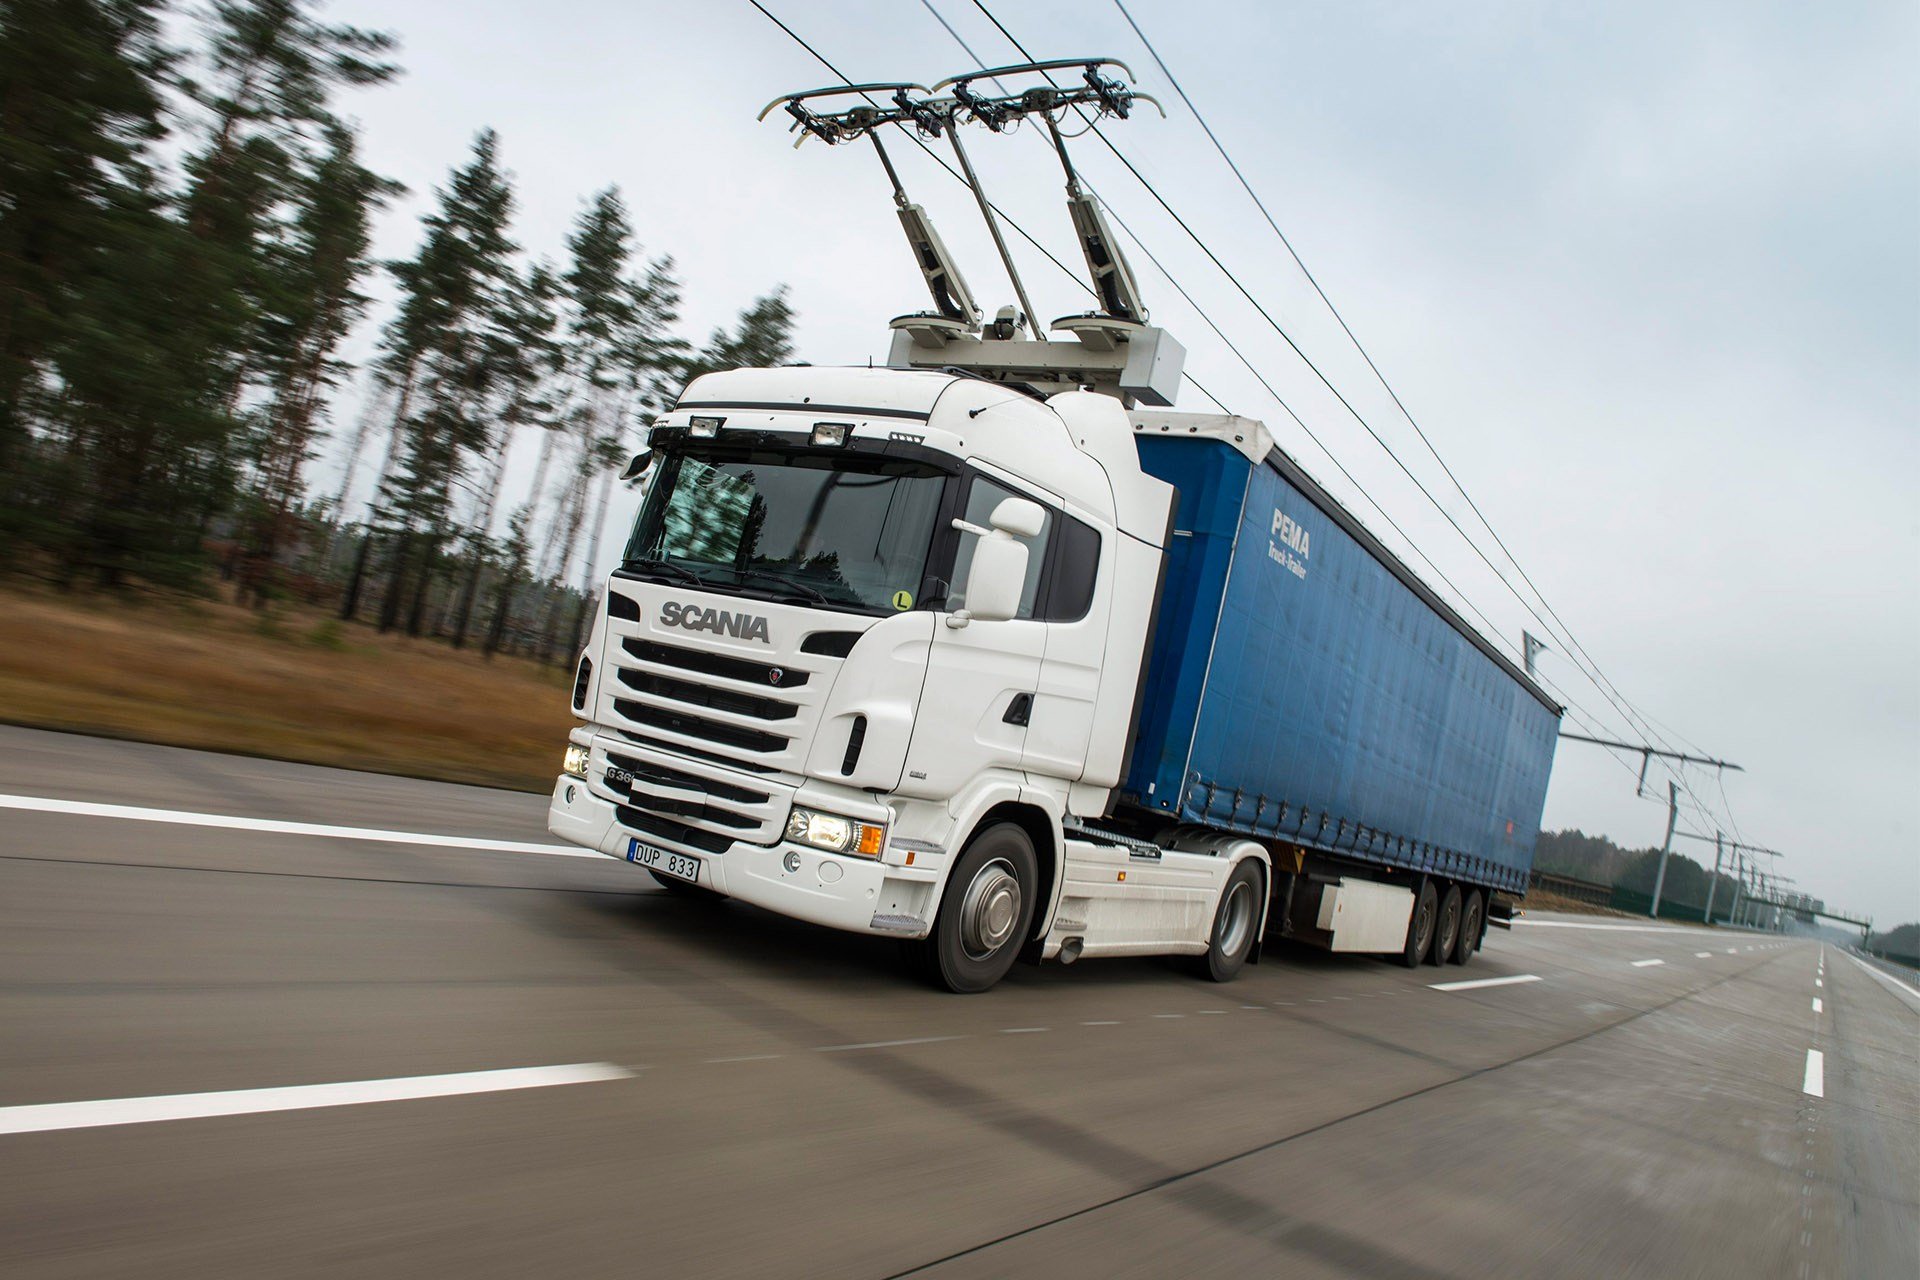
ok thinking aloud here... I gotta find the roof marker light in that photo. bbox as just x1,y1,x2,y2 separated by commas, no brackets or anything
689,416,724,438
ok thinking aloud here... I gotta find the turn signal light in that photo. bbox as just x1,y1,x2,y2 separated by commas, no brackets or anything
855,825,885,857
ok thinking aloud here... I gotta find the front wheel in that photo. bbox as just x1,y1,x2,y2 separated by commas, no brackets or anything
1200,859,1264,982
911,823,1038,993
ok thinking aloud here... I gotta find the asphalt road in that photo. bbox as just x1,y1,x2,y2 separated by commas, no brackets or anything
1,726,1914,1278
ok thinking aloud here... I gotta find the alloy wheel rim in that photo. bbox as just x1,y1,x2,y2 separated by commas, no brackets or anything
960,857,1021,960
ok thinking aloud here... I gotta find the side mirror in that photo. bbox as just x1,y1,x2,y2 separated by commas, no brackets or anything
619,452,652,483
953,497,1042,624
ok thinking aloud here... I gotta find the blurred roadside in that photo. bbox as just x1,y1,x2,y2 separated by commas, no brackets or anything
0,585,571,791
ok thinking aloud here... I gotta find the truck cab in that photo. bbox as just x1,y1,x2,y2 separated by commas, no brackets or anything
548,364,1270,991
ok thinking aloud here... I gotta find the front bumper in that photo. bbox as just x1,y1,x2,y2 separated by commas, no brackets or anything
549,773,940,937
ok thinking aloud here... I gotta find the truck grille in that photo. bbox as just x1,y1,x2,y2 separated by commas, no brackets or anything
600,632,836,778
591,740,791,849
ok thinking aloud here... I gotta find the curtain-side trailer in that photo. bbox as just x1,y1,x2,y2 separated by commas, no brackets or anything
1116,411,1562,969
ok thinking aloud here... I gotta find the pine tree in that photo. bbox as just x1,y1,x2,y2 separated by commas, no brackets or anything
374,130,519,635
681,286,795,385
240,122,396,603
0,0,170,471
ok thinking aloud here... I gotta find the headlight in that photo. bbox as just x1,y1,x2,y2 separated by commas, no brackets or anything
786,806,885,857
562,744,590,778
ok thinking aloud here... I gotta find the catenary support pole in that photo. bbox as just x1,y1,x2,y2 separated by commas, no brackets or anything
1648,780,1679,919
1703,830,1723,924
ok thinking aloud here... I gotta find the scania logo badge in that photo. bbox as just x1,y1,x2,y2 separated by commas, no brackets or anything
768,667,784,685
658,601,771,645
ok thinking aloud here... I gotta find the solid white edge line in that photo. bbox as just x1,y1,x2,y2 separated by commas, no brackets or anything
0,793,595,858
1802,1049,1824,1098
1631,959,1665,967
0,1063,631,1136
1844,953,1920,1009
1429,973,1543,992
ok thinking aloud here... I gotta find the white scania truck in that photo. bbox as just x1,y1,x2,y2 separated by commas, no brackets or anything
547,67,1560,992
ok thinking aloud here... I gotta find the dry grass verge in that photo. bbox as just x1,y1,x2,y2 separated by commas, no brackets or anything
0,586,576,791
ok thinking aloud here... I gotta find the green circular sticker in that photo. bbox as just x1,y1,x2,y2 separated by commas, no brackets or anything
891,589,914,611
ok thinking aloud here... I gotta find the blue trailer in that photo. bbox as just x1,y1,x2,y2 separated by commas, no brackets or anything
1118,415,1561,959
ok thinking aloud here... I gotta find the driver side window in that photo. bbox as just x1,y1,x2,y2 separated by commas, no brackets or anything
950,474,1052,618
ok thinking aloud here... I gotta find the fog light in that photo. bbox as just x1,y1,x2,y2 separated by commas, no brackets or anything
689,415,724,438
811,421,850,447
562,744,590,778
782,851,802,873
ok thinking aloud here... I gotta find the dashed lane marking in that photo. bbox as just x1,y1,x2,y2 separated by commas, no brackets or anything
1081,1020,1120,1027
816,1036,962,1054
0,1063,631,1136
1001,1027,1048,1035
1509,919,1701,933
1695,951,1712,958
1428,974,1542,993
1631,959,1665,968
0,794,593,858
1812,998,1822,1014
1803,1049,1824,1098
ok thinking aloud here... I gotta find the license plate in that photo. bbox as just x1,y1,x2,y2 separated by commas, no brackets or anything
626,838,700,884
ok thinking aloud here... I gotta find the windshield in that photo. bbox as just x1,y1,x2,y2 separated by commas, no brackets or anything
622,446,951,614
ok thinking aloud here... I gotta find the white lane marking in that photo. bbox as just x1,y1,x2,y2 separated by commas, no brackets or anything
816,1036,961,1053
1153,1013,1186,1019
706,1054,785,1064
1001,1027,1048,1034
1812,998,1822,1014
0,794,593,858
1240,1005,1265,1010
1844,953,1920,1009
1631,959,1665,968
0,1063,629,1136
1815,978,1823,988
1197,1009,1227,1015
1510,920,1699,933
1428,973,1542,992
1081,1020,1121,1026
1803,1050,1824,1098
1726,948,1739,954
1695,951,1713,958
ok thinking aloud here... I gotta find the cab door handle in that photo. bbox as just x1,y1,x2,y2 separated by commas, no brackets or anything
1003,692,1033,727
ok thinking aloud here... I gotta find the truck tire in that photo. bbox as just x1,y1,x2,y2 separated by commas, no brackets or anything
912,822,1038,994
1429,884,1462,966
1451,889,1484,965
1200,860,1264,983
1398,879,1437,968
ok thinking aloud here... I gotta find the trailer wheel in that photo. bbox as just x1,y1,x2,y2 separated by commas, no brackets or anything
1200,860,1264,983
1451,890,1484,965
1429,884,1462,966
1399,879,1437,968
912,822,1038,994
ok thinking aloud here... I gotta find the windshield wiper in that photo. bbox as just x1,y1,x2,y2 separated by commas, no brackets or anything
736,568,833,606
622,557,710,587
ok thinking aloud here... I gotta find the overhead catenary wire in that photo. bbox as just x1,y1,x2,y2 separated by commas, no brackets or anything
911,2,1688,776
965,0,1714,796
1110,0,1744,841
964,0,1754,848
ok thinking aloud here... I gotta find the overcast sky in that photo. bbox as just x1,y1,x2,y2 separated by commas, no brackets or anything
309,0,1918,924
